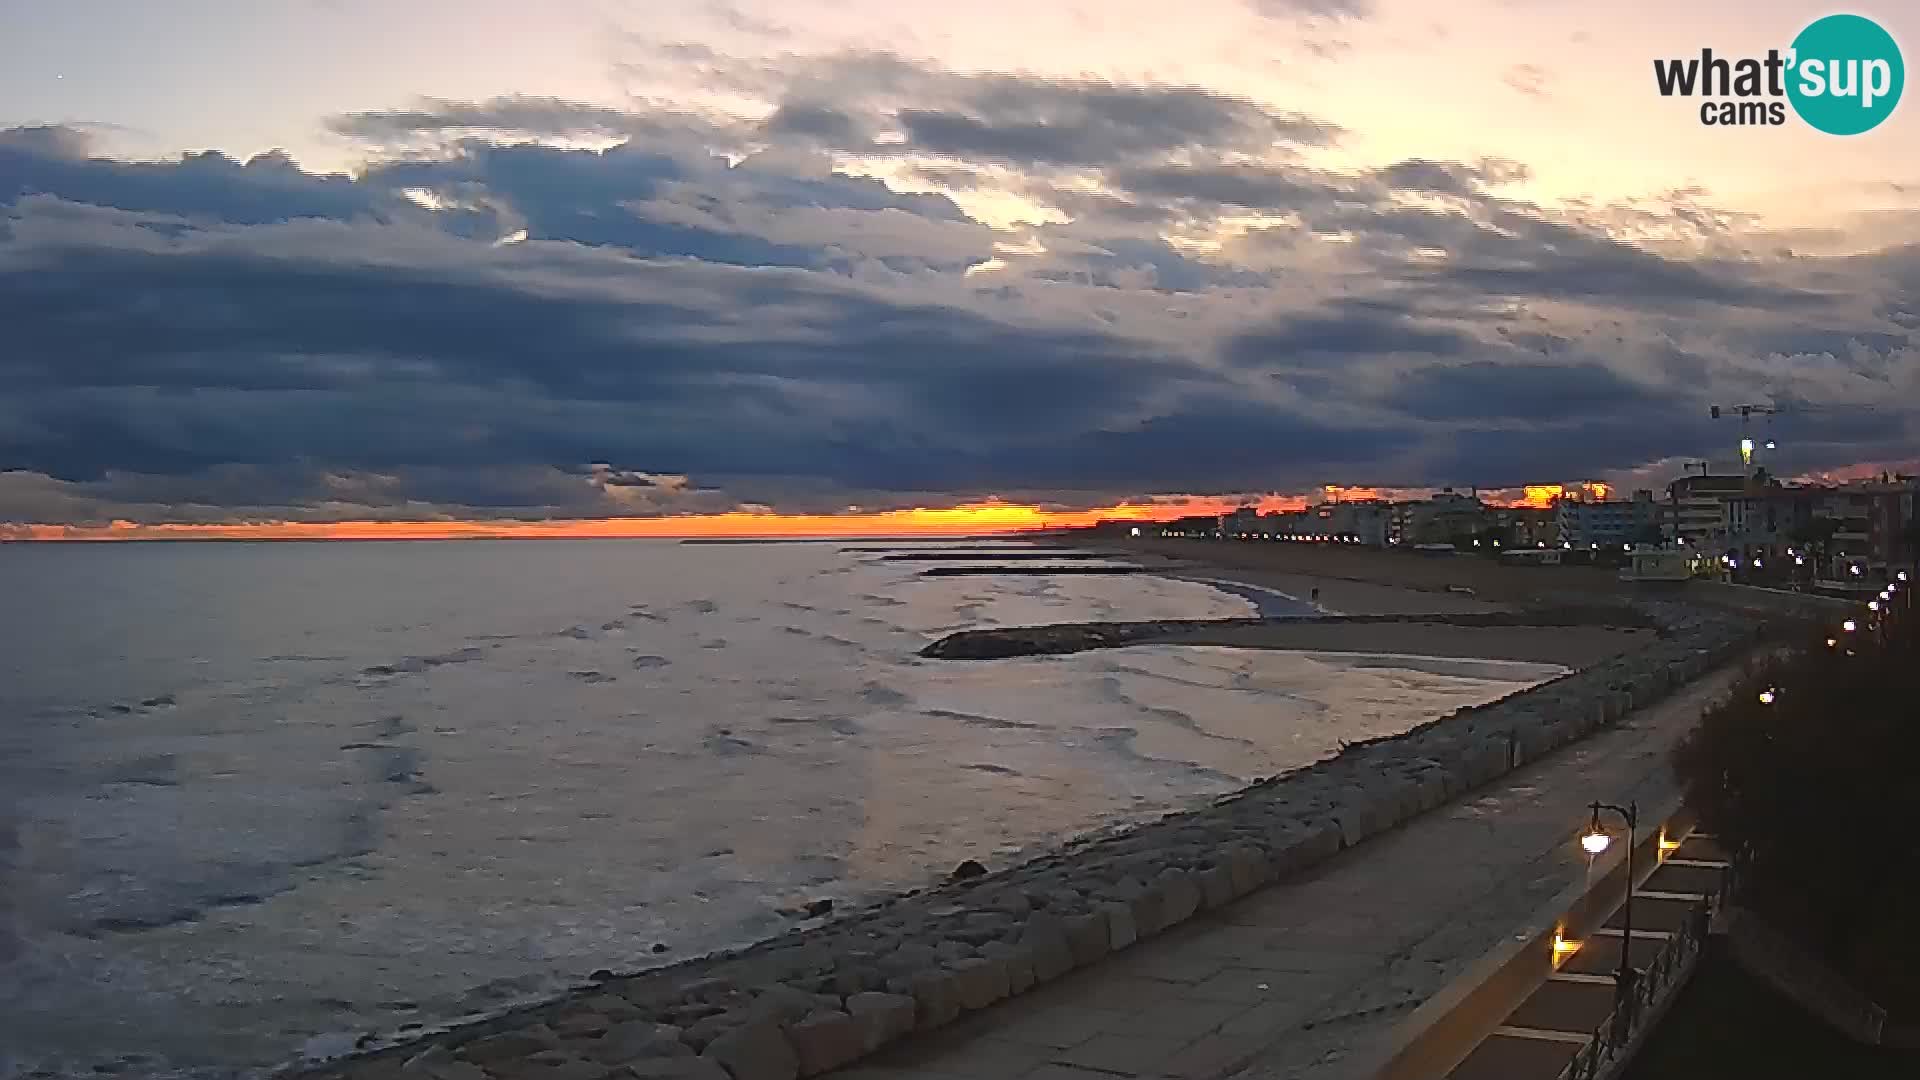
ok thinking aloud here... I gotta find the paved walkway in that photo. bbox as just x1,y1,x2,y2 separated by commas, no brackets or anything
824,662,1750,1080
1444,833,1731,1080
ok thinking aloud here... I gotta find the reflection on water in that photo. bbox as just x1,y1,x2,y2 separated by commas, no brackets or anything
0,540,1557,1078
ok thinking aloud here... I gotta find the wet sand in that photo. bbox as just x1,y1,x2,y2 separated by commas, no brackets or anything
1087,535,1637,611
1025,535,1654,669
1145,619,1653,669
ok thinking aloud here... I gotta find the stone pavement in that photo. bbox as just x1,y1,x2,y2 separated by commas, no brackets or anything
823,660,1750,1080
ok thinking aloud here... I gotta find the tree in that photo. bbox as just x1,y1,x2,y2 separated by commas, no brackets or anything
1788,517,1841,576
1672,607,1920,1011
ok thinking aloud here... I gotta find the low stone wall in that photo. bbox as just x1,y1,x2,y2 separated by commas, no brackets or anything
1680,580,1859,623
921,605,1661,660
298,604,1756,1080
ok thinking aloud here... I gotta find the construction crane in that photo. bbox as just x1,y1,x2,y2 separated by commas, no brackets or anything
1709,403,1779,471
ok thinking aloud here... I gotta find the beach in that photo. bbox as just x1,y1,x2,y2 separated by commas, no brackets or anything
1092,535,1637,610
0,537,1613,1080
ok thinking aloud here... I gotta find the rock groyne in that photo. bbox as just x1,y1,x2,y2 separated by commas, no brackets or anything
298,603,1755,1080
919,605,1662,660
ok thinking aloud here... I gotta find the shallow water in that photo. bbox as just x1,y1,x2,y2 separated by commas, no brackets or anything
0,540,1563,1078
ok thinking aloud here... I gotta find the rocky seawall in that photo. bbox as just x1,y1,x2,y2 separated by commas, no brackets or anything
294,603,1757,1080
919,605,1662,660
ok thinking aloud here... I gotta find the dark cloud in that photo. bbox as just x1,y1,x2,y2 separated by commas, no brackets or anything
0,207,1206,498
759,102,867,145
1224,301,1491,367
325,95,720,145
891,79,1340,167
1380,360,1663,421
0,131,379,225
1,60,1913,526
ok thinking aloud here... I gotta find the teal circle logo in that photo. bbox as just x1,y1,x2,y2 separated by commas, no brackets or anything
1787,14,1904,135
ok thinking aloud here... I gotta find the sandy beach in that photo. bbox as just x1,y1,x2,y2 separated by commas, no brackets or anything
1023,534,1653,670
1145,619,1652,669
1094,535,1636,610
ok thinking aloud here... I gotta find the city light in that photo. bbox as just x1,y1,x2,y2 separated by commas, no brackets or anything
1759,689,1776,705
1827,638,1839,648
1581,830,1611,855
1869,601,1881,612
1844,620,1858,633
1901,572,1911,583
1851,565,1863,576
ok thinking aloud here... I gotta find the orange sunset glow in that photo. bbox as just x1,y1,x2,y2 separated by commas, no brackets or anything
2,496,1297,542
0,484,1639,541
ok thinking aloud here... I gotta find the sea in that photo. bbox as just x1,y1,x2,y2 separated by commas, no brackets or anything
0,539,1566,1078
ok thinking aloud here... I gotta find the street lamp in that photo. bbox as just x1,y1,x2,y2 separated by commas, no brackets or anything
1580,800,1642,1018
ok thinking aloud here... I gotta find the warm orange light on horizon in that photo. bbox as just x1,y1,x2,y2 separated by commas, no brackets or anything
1517,484,1565,509
2,496,1285,542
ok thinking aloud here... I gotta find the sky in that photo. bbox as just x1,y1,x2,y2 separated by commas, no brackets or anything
1,0,1916,536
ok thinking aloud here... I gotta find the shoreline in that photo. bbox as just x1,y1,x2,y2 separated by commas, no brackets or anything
919,608,1659,669
289,589,1756,1080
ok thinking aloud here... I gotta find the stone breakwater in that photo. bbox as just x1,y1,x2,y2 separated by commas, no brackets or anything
918,605,1661,660
295,603,1755,1080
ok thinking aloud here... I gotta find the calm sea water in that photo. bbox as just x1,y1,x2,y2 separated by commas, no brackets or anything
0,540,1563,1078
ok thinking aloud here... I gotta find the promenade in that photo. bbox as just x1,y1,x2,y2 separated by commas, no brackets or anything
824,656,1748,1080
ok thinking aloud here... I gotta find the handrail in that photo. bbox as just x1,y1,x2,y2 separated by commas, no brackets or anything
1552,871,1727,1080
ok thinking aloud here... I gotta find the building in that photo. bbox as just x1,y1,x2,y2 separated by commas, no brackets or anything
1392,488,1490,546
1555,489,1658,550
1321,499,1391,545
1664,469,1749,548
1498,505,1561,549
1706,474,1915,572
1222,507,1264,537
1160,514,1221,538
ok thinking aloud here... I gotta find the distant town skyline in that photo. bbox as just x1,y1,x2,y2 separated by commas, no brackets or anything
2,0,1916,534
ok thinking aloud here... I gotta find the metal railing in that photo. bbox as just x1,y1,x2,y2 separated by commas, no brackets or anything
1552,874,1728,1080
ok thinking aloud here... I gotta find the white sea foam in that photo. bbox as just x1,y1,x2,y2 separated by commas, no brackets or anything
0,540,1556,1078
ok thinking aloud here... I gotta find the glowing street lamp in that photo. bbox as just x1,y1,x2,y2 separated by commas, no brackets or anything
1843,619,1858,633
1759,688,1776,705
1581,800,1641,1017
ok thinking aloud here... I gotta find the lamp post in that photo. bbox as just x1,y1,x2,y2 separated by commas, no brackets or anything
1581,801,1641,1025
